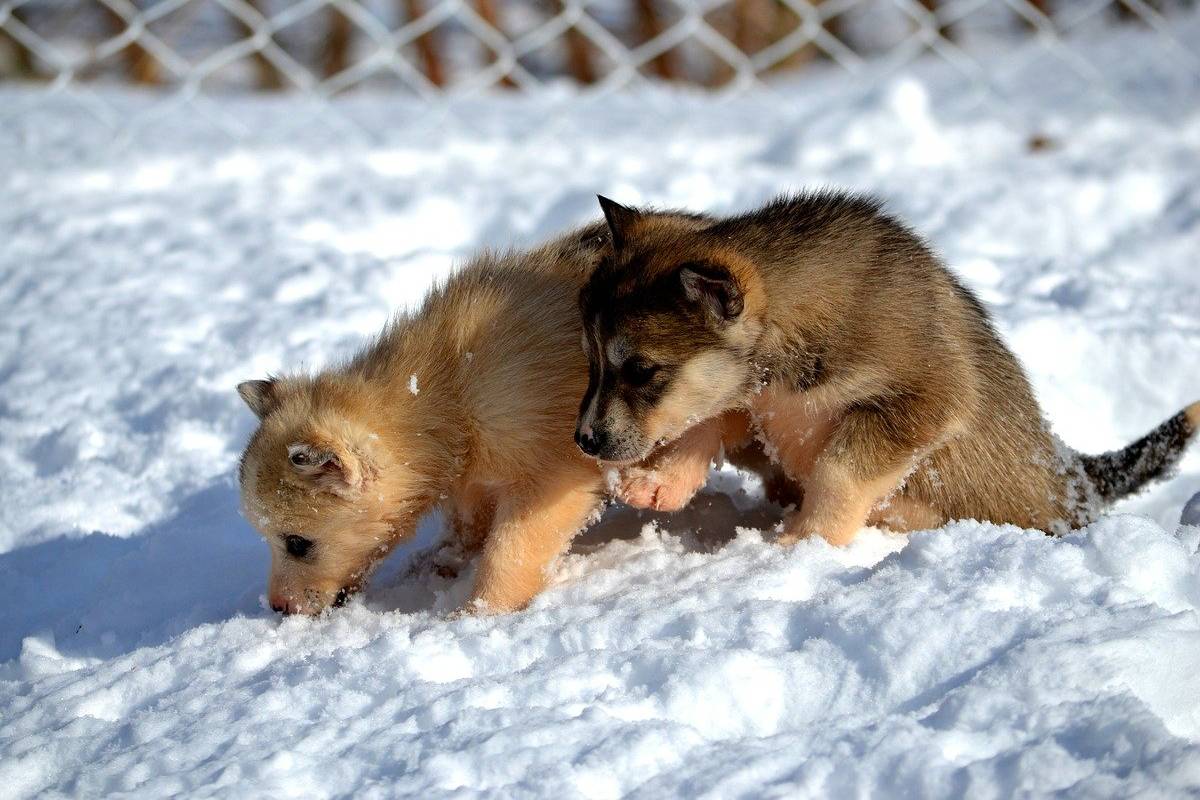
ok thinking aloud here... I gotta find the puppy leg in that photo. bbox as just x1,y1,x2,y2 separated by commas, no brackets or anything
777,400,951,547
435,484,495,578
468,472,602,613
618,411,751,511
867,492,945,533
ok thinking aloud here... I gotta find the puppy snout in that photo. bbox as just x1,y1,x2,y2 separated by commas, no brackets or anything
575,425,607,457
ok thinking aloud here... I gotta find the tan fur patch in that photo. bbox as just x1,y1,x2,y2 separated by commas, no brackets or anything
642,350,750,445
867,494,945,533
1187,401,1200,431
750,386,843,482
779,460,915,547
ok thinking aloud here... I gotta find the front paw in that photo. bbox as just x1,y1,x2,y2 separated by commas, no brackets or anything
617,462,708,512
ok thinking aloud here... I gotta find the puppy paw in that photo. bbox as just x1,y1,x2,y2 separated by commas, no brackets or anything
617,461,709,512
616,468,661,509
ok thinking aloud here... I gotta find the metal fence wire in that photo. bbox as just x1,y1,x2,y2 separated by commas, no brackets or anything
1,0,1198,146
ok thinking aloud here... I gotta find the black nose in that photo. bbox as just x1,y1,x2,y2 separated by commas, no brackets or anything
575,427,606,457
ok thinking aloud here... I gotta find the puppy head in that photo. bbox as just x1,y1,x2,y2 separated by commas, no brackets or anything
575,197,762,464
236,377,428,615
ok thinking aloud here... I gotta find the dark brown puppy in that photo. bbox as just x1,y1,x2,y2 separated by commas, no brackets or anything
576,191,1199,544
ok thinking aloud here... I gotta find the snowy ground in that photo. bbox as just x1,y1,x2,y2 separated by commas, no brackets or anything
3,17,1200,799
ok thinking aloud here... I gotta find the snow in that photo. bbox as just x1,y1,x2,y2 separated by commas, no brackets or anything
1186,492,1200,528
3,16,1200,799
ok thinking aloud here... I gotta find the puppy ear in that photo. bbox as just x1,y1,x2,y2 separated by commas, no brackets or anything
286,439,370,498
597,195,640,251
678,262,744,322
238,379,279,420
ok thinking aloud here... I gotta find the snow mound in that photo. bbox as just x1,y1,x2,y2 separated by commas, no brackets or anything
3,515,1200,797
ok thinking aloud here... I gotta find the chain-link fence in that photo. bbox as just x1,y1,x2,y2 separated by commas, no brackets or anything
2,0,1198,148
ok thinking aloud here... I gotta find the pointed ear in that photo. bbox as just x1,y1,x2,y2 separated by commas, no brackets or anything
678,262,744,322
597,195,640,250
238,379,279,420
286,439,371,499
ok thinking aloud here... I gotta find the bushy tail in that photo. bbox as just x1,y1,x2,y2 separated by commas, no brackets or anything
1078,401,1200,504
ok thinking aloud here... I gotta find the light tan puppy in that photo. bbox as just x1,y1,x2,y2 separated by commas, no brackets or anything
237,224,760,615
576,192,1200,545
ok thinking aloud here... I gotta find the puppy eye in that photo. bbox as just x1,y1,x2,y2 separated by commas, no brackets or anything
622,358,660,387
284,534,313,558
289,451,310,467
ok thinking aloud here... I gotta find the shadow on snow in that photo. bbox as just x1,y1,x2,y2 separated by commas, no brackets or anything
0,476,786,664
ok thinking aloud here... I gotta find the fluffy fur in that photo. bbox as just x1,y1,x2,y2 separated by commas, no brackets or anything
576,191,1199,545
237,224,763,615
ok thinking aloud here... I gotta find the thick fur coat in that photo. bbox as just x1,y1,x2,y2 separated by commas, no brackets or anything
576,192,1199,545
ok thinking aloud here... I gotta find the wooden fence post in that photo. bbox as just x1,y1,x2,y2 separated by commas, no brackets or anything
474,0,516,87
551,0,596,84
634,0,676,80
229,0,283,90
1,8,38,79
323,7,353,78
402,0,445,86
100,3,160,85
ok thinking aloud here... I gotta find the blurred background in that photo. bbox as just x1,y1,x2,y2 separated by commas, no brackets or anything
2,1,1197,143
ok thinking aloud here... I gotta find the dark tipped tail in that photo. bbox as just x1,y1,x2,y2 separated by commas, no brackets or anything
1078,402,1200,504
